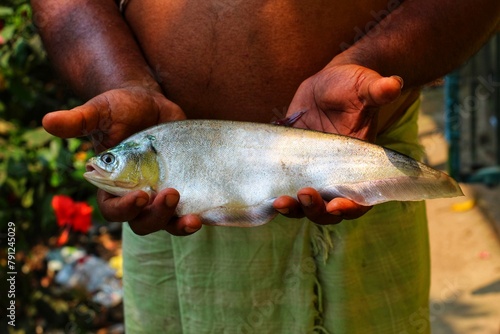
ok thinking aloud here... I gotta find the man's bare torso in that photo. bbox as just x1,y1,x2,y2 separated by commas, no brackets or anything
124,0,418,131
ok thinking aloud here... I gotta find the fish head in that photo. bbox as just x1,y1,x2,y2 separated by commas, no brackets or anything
84,135,160,197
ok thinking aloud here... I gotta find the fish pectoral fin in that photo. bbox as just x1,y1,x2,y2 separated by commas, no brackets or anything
198,199,278,227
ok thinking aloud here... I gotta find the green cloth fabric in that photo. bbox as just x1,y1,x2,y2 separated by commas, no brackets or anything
122,99,431,333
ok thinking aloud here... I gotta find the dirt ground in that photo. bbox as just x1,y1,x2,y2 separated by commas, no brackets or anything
419,88,500,334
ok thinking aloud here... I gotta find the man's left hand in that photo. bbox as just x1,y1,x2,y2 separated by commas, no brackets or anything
273,64,404,225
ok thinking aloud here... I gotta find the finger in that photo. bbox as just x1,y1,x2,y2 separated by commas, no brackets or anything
42,103,101,138
297,188,344,225
128,189,202,236
127,188,178,235
273,195,305,218
98,189,149,223
166,214,203,236
364,75,404,107
326,198,372,220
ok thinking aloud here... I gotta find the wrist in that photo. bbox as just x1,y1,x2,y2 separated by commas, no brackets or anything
118,78,163,94
326,50,381,76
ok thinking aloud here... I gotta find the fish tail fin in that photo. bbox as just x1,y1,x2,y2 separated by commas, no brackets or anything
320,172,463,206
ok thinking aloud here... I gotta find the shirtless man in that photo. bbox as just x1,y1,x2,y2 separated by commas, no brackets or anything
33,0,499,332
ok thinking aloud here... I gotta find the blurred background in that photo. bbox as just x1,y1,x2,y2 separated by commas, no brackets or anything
0,1,499,333
1,1,123,333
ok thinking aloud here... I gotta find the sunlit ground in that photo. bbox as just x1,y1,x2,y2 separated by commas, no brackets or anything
420,86,500,334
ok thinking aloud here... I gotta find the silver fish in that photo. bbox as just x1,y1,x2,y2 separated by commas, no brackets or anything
84,120,463,227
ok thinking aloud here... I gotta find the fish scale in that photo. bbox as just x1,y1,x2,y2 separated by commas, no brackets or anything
84,120,463,227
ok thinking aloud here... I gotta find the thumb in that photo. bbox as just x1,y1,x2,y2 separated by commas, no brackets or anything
42,103,101,139
362,75,404,107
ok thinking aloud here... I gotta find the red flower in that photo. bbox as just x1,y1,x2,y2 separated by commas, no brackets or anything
52,195,75,228
72,202,94,233
52,195,93,245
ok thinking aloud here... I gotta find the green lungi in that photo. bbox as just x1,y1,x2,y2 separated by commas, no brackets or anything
123,100,431,333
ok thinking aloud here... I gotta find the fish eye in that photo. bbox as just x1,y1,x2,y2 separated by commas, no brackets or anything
100,153,116,165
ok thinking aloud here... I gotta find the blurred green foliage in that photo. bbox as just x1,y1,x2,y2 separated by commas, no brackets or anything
0,120,98,249
0,1,109,332
0,0,81,126
0,0,99,249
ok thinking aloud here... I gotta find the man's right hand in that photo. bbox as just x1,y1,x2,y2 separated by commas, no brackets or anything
43,87,203,236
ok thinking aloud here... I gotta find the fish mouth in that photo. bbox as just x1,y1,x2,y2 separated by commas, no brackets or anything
83,162,116,186
84,162,99,174
83,162,138,192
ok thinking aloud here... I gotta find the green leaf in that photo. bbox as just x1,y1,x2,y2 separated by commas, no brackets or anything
21,187,34,208
0,101,6,114
50,137,62,156
37,147,53,164
41,195,56,231
16,3,32,17
0,51,11,69
6,177,26,198
27,160,43,173
13,38,30,66
67,138,82,153
71,169,85,181
0,165,6,186
22,127,54,148
50,172,61,187
7,154,29,178
0,7,14,17
28,34,46,60
0,119,15,135
0,24,15,42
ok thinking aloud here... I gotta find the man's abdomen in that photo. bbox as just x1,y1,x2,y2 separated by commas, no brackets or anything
124,0,411,126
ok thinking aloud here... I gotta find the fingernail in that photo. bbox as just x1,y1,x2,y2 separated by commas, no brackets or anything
298,194,312,207
329,210,342,216
165,193,179,208
135,197,148,207
276,207,289,215
184,225,198,234
391,75,404,89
